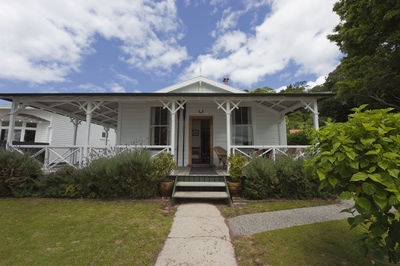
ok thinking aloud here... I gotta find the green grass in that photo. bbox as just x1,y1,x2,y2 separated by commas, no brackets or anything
219,199,339,218
234,219,375,266
0,198,175,265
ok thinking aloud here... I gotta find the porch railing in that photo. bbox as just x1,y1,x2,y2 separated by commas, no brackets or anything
9,144,171,171
231,145,311,161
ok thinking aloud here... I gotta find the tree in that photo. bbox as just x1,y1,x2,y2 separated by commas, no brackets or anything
244,86,276,93
328,0,400,109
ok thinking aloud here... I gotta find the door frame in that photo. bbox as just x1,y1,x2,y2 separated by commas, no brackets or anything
188,116,213,165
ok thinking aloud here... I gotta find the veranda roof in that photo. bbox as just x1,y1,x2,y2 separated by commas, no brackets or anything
0,92,334,129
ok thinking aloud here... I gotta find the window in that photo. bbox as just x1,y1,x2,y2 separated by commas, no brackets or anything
101,132,106,138
14,129,21,141
232,107,253,145
150,107,168,145
15,121,23,127
0,129,7,141
24,130,36,142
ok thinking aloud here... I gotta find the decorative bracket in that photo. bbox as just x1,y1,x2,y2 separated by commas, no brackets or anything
215,100,241,114
160,100,186,114
79,101,104,114
301,100,318,115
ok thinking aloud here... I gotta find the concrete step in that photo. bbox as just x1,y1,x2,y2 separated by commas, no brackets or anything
173,191,228,199
176,181,226,187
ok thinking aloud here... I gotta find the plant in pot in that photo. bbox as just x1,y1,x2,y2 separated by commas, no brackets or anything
227,153,247,197
153,153,176,197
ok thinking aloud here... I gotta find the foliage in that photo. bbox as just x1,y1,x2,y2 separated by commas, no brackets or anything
327,0,400,109
244,86,275,93
37,166,81,198
287,129,312,145
227,153,248,182
79,149,159,199
306,106,400,263
242,157,277,199
243,156,335,200
152,153,176,179
0,149,42,197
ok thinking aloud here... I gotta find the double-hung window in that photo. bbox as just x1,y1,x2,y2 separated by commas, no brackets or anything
150,107,169,145
232,107,253,145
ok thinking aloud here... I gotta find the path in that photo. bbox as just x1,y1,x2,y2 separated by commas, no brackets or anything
228,200,354,236
155,203,237,266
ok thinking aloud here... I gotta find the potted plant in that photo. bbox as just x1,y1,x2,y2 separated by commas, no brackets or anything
153,153,176,197
227,153,247,197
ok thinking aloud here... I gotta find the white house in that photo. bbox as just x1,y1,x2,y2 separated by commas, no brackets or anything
0,76,331,170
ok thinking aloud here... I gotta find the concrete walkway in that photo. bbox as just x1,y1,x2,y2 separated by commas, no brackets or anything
228,200,354,236
155,203,237,266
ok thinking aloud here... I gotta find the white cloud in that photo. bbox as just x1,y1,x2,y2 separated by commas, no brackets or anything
0,0,188,83
78,83,107,93
211,8,244,37
181,0,340,87
115,74,138,85
306,75,326,88
109,82,126,93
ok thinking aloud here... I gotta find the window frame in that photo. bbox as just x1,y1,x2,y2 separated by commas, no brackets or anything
232,107,254,146
149,107,169,145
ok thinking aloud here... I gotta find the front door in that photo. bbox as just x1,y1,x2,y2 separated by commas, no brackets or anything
189,116,213,165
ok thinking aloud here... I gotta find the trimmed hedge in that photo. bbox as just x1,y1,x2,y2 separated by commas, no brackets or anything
242,156,335,200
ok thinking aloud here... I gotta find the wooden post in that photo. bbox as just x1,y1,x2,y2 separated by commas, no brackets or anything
83,102,93,165
170,101,176,160
6,101,17,149
226,101,231,159
313,100,319,130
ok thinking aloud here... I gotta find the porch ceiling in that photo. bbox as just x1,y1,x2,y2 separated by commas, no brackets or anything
0,92,334,128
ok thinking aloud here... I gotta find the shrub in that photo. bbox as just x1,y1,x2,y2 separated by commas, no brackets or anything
78,149,158,199
287,129,312,145
242,157,277,199
37,166,81,198
0,149,42,197
153,153,176,180
274,156,334,199
306,106,400,263
228,153,248,182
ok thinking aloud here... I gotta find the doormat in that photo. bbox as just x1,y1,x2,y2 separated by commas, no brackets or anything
189,167,217,175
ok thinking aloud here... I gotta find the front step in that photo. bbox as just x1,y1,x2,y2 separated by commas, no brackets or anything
176,181,226,187
173,191,228,199
171,175,231,206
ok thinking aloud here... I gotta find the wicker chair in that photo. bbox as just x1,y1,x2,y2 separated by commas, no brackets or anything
213,146,227,168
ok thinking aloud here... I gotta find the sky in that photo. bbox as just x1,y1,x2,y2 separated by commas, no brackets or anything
0,0,342,94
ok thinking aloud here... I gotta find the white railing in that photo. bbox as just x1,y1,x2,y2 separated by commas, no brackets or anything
9,144,171,170
231,145,310,161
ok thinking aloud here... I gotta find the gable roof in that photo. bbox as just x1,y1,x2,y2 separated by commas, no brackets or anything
154,76,245,94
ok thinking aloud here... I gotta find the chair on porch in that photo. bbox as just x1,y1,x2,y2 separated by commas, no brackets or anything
213,146,227,169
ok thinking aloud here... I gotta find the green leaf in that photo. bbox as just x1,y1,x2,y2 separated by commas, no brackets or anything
340,191,352,200
328,177,338,188
383,152,400,159
370,223,386,237
377,161,389,170
361,138,375,145
367,166,376,173
348,161,359,169
388,169,399,178
350,172,368,182
361,183,376,195
346,151,357,160
355,197,371,211
388,195,398,206
365,150,379,155
373,195,387,210
316,169,326,180
332,142,340,152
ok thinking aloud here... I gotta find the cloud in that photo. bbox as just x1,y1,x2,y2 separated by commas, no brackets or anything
78,83,107,93
0,0,188,83
180,0,340,87
115,74,138,85
108,82,126,93
211,8,244,37
306,75,326,88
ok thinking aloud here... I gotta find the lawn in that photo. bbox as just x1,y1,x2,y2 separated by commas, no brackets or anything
234,219,375,266
219,199,339,218
0,198,175,265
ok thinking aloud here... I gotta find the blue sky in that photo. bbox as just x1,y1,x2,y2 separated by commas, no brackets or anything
0,0,341,94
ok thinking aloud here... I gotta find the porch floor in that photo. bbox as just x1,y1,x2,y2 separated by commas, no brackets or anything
172,167,228,176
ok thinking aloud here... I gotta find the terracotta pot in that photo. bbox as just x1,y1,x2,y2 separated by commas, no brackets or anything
227,181,241,197
159,181,174,197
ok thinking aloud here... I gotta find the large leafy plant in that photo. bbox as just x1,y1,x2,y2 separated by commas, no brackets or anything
307,106,400,263
227,153,248,182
